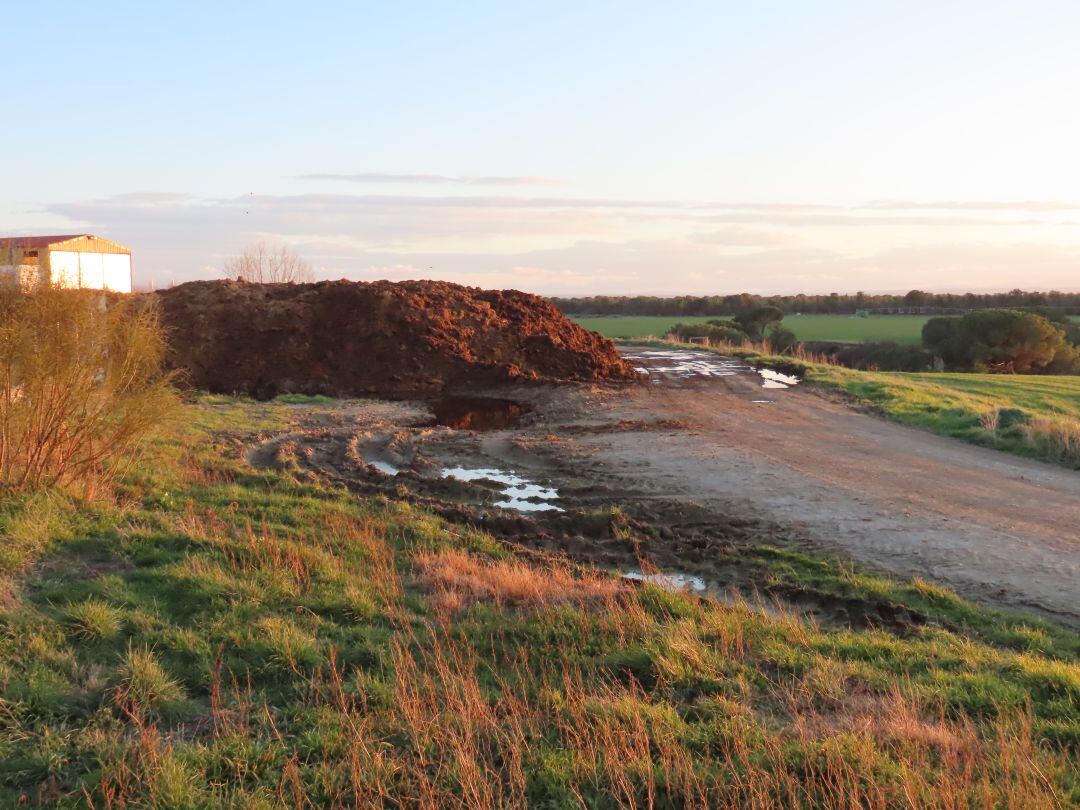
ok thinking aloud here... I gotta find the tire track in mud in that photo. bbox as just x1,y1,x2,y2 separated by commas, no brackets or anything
242,387,955,635
599,347,1080,627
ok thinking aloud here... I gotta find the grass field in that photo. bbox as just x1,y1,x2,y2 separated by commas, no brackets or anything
574,314,931,343
0,395,1077,805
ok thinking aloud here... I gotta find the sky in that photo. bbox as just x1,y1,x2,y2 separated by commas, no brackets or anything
4,0,1080,295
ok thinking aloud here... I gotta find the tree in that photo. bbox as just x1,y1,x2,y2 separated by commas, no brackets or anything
764,324,798,354
667,321,746,344
222,241,314,284
733,305,783,340
921,317,967,368
903,289,929,307
923,309,1077,373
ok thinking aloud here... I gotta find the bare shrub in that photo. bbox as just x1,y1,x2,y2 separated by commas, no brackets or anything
222,241,314,284
0,286,177,495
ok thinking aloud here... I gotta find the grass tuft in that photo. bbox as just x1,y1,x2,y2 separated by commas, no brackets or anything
62,598,125,641
114,646,187,718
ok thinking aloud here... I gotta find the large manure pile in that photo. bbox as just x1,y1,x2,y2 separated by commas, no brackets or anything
155,279,637,398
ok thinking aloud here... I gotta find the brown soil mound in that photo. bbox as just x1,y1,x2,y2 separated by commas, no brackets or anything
155,279,638,398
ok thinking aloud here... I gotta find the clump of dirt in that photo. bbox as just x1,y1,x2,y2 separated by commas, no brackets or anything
155,279,638,398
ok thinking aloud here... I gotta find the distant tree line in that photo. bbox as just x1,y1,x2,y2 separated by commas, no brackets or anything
661,301,1080,374
550,290,1080,316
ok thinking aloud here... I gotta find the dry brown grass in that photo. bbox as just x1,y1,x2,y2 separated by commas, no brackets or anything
411,549,621,614
76,523,1072,809
0,286,176,496
664,334,837,365
317,623,1068,809
1023,416,1080,465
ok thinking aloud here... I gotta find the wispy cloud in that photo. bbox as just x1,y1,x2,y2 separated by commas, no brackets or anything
104,192,194,205
296,172,560,187
688,226,796,247
864,199,1080,212
39,191,1080,294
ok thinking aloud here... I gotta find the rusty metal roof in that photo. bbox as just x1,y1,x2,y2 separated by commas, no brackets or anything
0,234,90,249
0,234,130,252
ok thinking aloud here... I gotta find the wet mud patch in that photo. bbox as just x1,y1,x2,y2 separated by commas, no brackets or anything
559,418,693,436
242,390,949,636
425,396,533,431
764,583,930,634
620,345,806,393
619,348,747,381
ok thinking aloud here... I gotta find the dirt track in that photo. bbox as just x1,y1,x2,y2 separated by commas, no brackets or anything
598,348,1080,624
246,347,1079,627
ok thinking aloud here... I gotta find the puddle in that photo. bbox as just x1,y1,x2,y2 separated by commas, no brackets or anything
362,456,563,512
427,396,532,431
619,571,787,617
621,569,708,592
620,348,803,391
754,368,801,389
366,459,401,476
619,348,747,379
441,466,563,512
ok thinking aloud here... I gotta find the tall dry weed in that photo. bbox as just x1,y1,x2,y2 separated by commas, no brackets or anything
980,409,1001,433
0,285,176,495
1023,416,1080,465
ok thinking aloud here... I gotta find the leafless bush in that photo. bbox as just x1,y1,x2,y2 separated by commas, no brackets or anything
0,285,177,495
222,241,314,284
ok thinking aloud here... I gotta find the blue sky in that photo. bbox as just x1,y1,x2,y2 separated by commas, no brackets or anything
5,1,1080,293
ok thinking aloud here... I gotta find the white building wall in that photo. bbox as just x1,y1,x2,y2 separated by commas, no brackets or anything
50,251,81,288
79,253,105,289
102,254,132,293
48,251,132,293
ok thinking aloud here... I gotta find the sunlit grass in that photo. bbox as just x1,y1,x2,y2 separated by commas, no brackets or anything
0,396,1075,805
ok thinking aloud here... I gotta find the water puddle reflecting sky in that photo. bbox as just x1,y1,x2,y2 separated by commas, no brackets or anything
754,368,801,389
621,569,708,592
363,455,562,513
366,459,402,476
441,466,563,512
619,348,802,390
620,348,746,378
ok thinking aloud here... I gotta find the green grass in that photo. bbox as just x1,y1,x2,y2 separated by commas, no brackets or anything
574,314,931,343
0,396,1076,805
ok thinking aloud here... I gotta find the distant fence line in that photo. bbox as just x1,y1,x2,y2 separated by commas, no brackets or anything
865,307,970,315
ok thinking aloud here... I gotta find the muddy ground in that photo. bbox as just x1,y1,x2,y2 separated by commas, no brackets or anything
244,346,1080,629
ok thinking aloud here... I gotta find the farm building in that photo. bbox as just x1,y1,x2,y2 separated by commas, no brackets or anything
0,234,133,293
